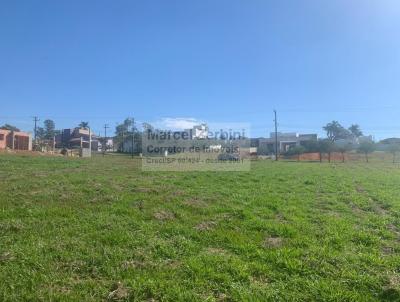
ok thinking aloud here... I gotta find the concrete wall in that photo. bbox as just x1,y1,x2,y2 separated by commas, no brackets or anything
0,129,32,150
0,130,7,149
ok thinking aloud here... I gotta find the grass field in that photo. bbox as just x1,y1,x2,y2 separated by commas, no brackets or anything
1,153,400,301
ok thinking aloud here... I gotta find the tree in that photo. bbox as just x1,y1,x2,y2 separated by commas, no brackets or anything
336,142,353,163
79,122,89,129
0,124,20,131
142,122,154,132
302,140,320,153
387,143,400,164
115,118,133,136
318,139,334,163
358,141,375,163
290,145,306,162
348,124,363,138
36,127,45,140
115,118,135,152
43,119,56,139
323,121,351,141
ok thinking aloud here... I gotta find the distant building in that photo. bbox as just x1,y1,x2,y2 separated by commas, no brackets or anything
358,135,374,143
191,124,209,139
380,138,400,145
55,128,99,151
178,124,209,140
120,138,141,154
0,129,32,151
335,135,373,148
98,138,115,152
377,137,400,152
258,132,318,155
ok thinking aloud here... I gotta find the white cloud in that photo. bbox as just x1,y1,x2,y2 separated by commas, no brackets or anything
154,117,203,130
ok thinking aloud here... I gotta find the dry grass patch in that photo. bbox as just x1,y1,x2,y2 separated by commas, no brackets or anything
382,246,394,256
0,252,14,263
153,210,175,221
355,184,366,193
107,282,130,301
183,197,208,208
135,187,157,193
205,247,229,256
387,224,400,239
264,236,284,248
388,274,400,288
195,221,217,231
250,275,269,288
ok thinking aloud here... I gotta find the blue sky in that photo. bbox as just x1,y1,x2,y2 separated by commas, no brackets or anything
1,0,400,139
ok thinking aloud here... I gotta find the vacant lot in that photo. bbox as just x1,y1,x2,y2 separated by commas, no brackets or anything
1,154,400,301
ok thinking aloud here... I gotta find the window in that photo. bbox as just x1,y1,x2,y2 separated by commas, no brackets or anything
0,134,4,141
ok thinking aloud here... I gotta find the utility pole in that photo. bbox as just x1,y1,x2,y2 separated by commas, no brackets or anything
131,117,135,159
33,116,40,143
274,110,279,161
103,124,109,155
121,129,124,153
88,127,92,157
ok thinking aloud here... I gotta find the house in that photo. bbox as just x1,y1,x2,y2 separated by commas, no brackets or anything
380,138,400,145
191,124,209,139
120,138,141,154
358,135,374,143
98,138,115,152
55,128,100,151
258,132,318,155
335,135,373,148
0,129,32,151
181,124,209,140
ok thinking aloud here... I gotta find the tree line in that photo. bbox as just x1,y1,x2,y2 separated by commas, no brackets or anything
284,121,400,163
1,119,400,162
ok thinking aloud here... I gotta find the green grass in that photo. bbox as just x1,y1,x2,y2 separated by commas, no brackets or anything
1,153,400,301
